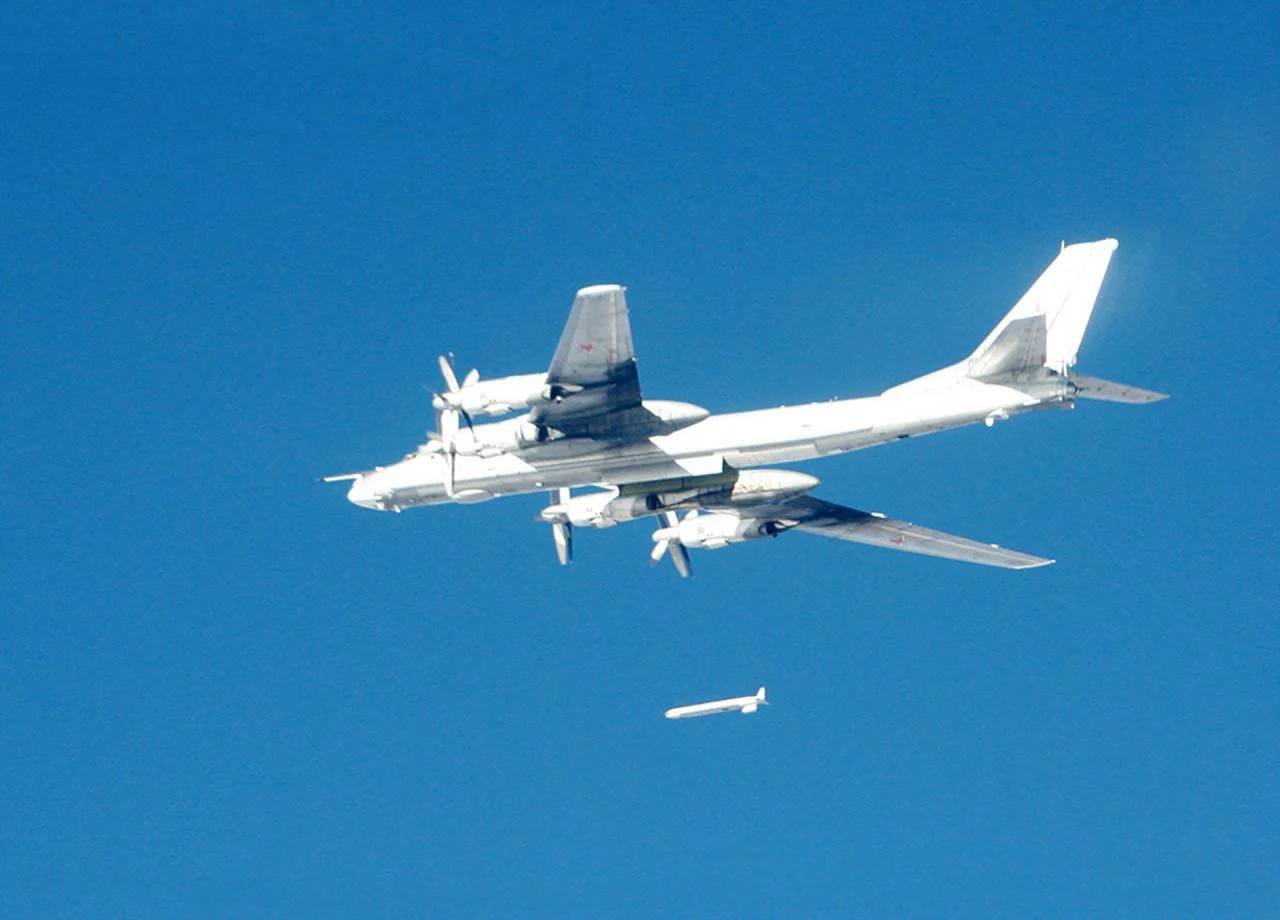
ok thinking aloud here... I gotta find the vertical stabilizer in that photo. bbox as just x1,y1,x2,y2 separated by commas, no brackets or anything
968,239,1118,377
756,687,767,704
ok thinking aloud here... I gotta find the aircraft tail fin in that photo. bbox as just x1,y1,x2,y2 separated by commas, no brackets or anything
756,686,767,704
884,239,1167,403
967,239,1118,378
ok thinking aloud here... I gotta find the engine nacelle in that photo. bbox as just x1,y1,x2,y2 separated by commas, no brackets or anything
540,490,658,529
454,416,543,454
715,469,820,506
641,400,710,433
656,512,793,550
436,373,550,417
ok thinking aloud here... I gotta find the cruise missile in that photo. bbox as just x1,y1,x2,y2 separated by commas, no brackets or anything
664,687,768,719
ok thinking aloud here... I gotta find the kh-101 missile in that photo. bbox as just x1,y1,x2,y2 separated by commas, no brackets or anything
664,687,767,719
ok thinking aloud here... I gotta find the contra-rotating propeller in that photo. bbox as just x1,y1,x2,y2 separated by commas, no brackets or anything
650,510,693,578
432,354,479,495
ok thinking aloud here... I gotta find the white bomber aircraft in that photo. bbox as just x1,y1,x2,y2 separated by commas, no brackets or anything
326,239,1165,576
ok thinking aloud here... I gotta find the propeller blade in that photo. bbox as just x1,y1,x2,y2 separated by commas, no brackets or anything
440,408,460,443
552,521,572,565
549,488,573,565
669,542,692,579
462,368,480,387
441,406,460,496
651,510,693,577
438,354,461,392
435,357,473,499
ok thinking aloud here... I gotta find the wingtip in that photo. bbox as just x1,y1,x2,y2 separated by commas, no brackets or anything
1062,237,1118,253
1009,552,1055,569
576,283,625,297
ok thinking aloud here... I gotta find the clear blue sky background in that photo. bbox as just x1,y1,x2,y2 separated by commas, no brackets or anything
4,3,1277,916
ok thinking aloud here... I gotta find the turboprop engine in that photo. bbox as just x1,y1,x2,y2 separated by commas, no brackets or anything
640,400,710,433
433,372,558,417
539,490,658,529
652,512,796,551
707,469,820,507
539,467,819,574
643,469,817,572
540,469,819,530
450,416,545,456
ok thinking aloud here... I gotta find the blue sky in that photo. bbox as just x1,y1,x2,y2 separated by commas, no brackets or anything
3,3,1277,916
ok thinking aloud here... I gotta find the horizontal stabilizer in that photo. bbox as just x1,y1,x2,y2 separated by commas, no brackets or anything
1071,373,1168,404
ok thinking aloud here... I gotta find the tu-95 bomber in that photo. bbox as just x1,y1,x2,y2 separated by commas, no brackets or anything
325,239,1165,577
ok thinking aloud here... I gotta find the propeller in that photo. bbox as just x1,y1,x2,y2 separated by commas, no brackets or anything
438,353,461,392
650,510,693,578
547,488,572,565
433,354,479,495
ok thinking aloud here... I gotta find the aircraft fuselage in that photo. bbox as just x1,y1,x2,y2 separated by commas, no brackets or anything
346,373,1072,511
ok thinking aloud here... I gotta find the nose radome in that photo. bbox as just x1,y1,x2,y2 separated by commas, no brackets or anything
346,476,383,510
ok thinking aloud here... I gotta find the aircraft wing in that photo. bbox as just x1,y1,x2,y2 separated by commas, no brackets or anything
532,285,642,431
736,495,1053,570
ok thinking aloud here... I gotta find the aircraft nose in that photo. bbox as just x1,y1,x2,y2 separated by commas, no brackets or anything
346,476,383,510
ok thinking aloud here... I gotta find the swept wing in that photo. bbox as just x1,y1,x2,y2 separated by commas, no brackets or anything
724,495,1053,570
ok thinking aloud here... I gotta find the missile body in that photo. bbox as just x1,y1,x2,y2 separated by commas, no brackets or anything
665,687,767,719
